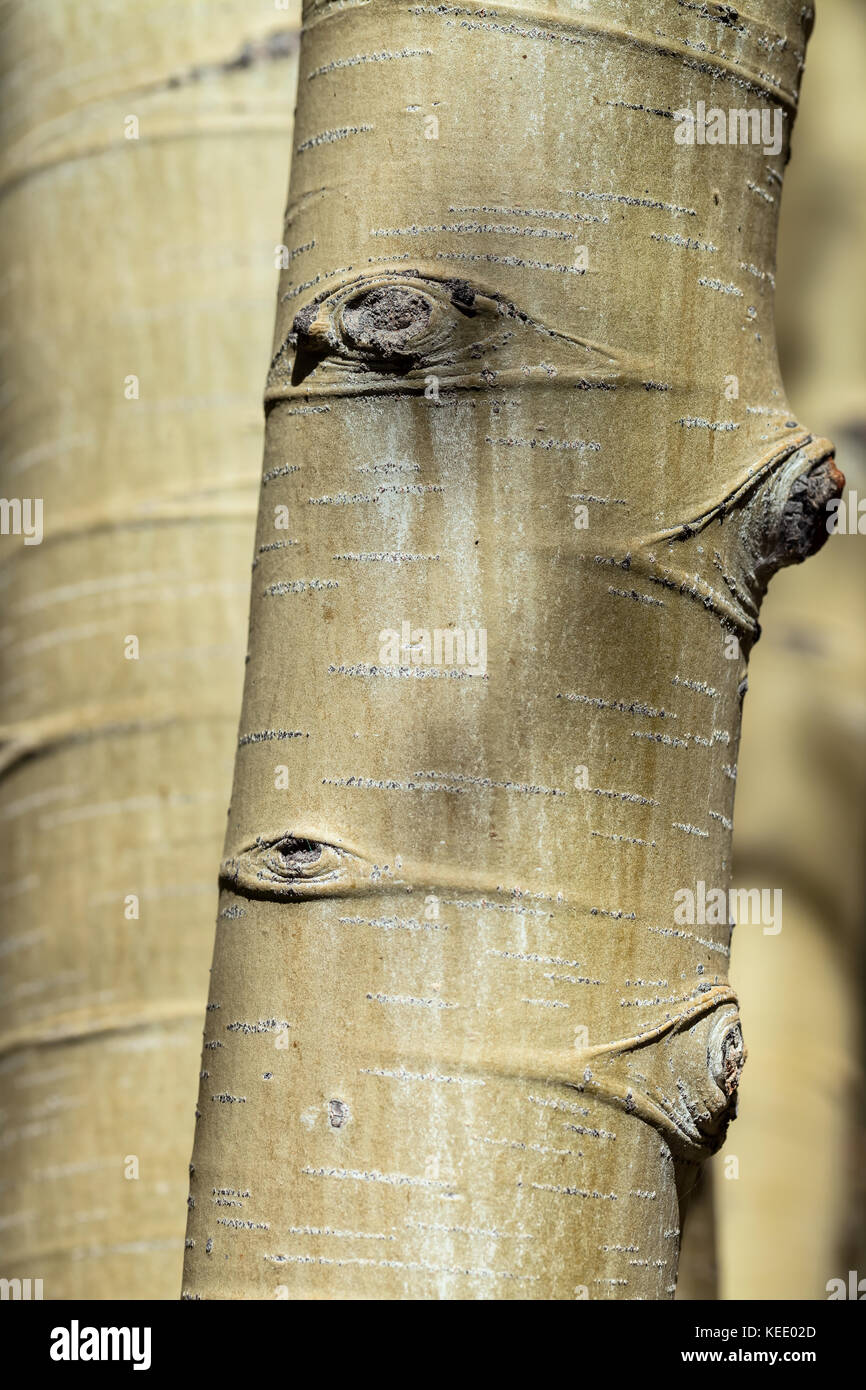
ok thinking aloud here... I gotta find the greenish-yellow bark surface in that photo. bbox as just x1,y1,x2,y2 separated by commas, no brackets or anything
183,0,840,1298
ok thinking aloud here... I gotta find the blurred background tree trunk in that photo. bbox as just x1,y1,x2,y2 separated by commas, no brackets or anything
0,0,299,1299
710,0,866,1301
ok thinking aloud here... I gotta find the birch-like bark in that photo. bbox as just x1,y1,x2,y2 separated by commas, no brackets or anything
183,0,840,1299
0,2,298,1299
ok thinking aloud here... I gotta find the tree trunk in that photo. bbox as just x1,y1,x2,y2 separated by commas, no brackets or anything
183,0,839,1299
0,1,298,1299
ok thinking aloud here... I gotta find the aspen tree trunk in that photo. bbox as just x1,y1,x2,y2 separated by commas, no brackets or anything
0,2,298,1299
183,0,840,1299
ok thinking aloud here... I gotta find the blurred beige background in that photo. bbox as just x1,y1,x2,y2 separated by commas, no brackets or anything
712,0,866,1301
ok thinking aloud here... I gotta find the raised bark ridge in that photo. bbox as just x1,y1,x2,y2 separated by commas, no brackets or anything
184,0,839,1298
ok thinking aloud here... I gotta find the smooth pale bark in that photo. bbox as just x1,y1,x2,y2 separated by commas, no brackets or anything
183,0,840,1299
0,2,298,1299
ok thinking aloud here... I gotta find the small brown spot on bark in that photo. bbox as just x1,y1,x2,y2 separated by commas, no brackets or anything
328,1099,349,1128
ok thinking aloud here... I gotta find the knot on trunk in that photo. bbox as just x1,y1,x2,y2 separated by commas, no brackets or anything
576,992,745,1160
746,439,843,587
